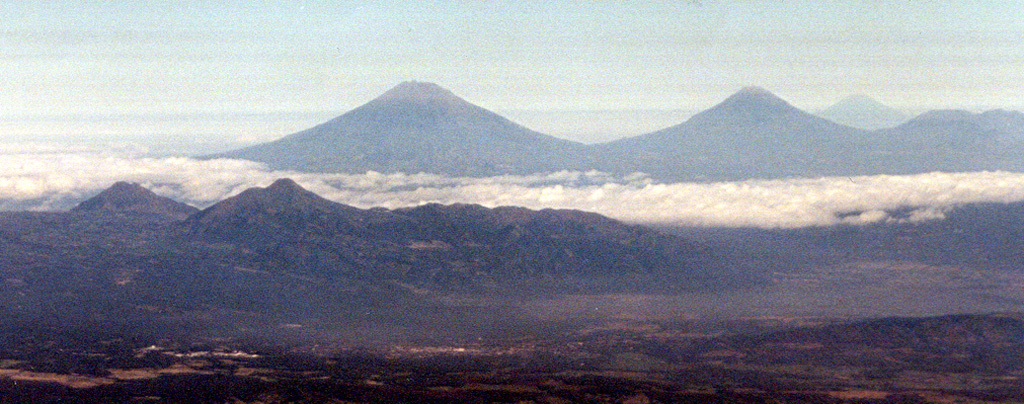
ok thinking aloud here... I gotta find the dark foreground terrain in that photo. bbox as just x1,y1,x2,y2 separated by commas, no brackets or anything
5,181,1024,402
2,313,1024,403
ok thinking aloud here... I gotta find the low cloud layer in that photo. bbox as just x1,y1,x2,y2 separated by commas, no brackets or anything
4,148,1024,228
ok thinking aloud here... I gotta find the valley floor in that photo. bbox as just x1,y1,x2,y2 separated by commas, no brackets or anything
2,308,1023,404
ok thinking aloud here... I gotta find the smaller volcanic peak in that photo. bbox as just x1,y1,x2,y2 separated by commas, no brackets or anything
71,181,198,219
258,178,329,208
655,85,840,134
190,179,344,223
818,95,909,130
74,182,153,210
246,178,336,209
838,94,879,105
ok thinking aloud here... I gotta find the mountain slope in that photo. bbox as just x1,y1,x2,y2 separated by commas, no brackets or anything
874,108,1024,173
392,203,721,286
817,95,909,130
182,179,730,289
594,87,878,181
212,81,590,176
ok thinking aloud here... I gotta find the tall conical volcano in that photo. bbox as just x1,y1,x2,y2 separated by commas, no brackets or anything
212,81,589,176
594,86,875,180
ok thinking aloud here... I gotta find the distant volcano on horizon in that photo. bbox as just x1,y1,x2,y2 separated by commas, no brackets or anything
211,81,590,176
210,82,1024,181
592,86,878,180
817,95,910,130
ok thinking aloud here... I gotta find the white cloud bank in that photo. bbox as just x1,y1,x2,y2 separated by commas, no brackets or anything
4,149,1024,228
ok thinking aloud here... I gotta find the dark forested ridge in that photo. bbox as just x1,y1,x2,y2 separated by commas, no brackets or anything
5,181,1024,402
0,179,731,331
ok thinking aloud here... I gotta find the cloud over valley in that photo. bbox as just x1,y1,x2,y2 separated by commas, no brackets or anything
4,148,1024,228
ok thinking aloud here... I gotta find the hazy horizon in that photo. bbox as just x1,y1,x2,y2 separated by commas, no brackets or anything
3,1,1023,145
3,91,1020,154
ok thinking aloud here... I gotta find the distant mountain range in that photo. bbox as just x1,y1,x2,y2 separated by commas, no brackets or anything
210,82,1024,181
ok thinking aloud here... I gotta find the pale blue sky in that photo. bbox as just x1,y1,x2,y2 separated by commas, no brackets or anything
3,1,1023,145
